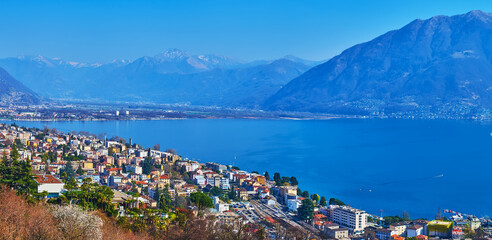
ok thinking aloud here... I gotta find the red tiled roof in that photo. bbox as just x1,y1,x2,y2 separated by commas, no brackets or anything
34,175,63,184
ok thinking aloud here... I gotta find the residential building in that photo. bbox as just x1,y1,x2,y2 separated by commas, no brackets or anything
329,205,368,233
287,198,302,212
375,228,399,240
427,220,453,238
407,225,423,237
34,174,64,198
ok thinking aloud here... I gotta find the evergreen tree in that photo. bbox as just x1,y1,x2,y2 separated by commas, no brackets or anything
76,164,84,175
65,177,78,190
264,171,270,181
310,194,320,203
154,186,160,208
64,160,75,180
10,143,20,161
273,172,281,182
298,198,315,220
320,196,327,206
141,157,153,175
290,176,298,186
301,190,309,198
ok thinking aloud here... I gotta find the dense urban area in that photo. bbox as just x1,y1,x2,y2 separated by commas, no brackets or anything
0,122,491,240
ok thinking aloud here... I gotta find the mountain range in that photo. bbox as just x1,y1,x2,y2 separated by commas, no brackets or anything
2,10,492,117
0,49,318,107
265,10,492,115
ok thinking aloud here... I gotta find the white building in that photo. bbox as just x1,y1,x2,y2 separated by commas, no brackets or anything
219,177,230,190
329,205,368,233
213,196,230,213
375,228,399,240
34,174,64,198
195,175,206,185
407,225,424,237
287,198,302,212
126,165,142,175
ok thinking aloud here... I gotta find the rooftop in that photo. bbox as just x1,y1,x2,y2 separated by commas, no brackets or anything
34,174,63,184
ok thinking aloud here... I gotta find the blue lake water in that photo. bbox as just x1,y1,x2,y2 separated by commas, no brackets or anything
5,119,492,219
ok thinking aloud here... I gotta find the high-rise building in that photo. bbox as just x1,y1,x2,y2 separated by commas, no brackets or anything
329,205,368,233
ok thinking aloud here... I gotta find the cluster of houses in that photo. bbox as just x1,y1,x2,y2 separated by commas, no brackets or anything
0,124,273,224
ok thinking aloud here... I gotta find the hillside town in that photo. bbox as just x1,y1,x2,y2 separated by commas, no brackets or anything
0,122,491,239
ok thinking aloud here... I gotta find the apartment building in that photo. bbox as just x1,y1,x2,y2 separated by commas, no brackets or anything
329,205,368,233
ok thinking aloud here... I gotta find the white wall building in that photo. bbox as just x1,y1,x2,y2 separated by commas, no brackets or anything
287,198,302,212
34,174,65,198
329,205,368,233
407,225,424,237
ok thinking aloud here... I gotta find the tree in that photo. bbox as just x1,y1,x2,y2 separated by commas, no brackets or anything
301,191,309,198
189,192,214,210
298,198,315,220
65,177,78,190
60,172,68,182
319,196,327,206
10,143,20,161
51,205,103,240
264,171,270,181
228,189,240,202
329,198,345,206
273,172,281,183
141,157,153,175
289,176,298,186
76,164,85,175
297,188,302,196
64,160,75,180
210,186,223,196
0,156,38,196
311,194,320,203
153,144,160,151
154,186,160,208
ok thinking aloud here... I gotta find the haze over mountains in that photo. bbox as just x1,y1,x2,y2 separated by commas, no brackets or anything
2,10,492,117
0,49,317,107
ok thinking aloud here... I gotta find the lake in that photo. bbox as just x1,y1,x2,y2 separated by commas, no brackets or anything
5,118,492,219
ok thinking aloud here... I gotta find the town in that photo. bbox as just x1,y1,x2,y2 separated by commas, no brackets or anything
0,122,491,239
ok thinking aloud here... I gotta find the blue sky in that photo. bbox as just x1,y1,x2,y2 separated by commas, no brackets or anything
1,0,491,62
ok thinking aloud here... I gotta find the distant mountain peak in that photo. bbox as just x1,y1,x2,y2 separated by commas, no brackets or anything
464,10,492,21
154,48,191,61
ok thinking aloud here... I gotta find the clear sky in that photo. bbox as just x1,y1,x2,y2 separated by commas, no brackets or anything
1,0,491,63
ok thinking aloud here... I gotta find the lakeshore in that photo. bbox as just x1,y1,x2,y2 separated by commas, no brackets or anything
3,118,492,219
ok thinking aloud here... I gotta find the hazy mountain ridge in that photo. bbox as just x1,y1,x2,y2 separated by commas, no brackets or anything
264,10,492,116
0,67,40,105
0,50,312,107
